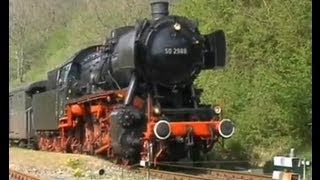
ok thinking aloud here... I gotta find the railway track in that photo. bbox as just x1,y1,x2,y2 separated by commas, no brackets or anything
136,164,272,180
9,169,40,180
140,168,272,180
202,168,272,180
9,165,271,180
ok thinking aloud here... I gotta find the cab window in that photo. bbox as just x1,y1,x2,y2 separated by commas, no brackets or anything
58,63,72,86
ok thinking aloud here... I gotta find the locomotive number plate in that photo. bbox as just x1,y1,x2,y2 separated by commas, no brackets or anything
164,48,188,55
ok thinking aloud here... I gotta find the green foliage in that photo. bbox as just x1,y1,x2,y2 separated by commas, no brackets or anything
65,158,85,177
65,157,83,169
174,0,311,164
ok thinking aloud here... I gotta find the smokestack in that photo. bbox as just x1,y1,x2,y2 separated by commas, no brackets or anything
150,0,169,20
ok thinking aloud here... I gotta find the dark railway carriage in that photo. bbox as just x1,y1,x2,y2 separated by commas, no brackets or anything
9,86,31,147
9,80,47,147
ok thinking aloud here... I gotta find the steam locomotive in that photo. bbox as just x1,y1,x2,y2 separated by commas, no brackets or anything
9,0,235,166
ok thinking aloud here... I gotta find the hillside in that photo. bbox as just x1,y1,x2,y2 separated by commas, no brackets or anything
9,0,154,89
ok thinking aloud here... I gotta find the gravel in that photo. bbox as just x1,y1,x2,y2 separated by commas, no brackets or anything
9,147,156,180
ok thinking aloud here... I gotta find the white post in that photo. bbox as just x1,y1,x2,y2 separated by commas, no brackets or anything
289,148,295,157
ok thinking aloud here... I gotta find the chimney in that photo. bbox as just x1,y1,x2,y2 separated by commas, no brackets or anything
150,0,169,20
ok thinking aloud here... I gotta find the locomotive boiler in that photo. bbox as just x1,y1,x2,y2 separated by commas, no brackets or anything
9,0,235,166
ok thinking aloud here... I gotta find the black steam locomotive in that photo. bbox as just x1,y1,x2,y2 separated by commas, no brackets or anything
9,0,234,166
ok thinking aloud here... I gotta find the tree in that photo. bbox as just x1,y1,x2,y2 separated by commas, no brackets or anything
9,0,75,83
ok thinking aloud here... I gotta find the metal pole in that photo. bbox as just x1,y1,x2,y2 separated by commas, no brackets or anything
147,142,152,180
190,85,198,108
124,73,137,106
147,166,150,180
121,165,124,180
303,158,306,180
26,107,31,148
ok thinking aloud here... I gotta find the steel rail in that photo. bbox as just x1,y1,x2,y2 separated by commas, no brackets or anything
9,169,40,180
